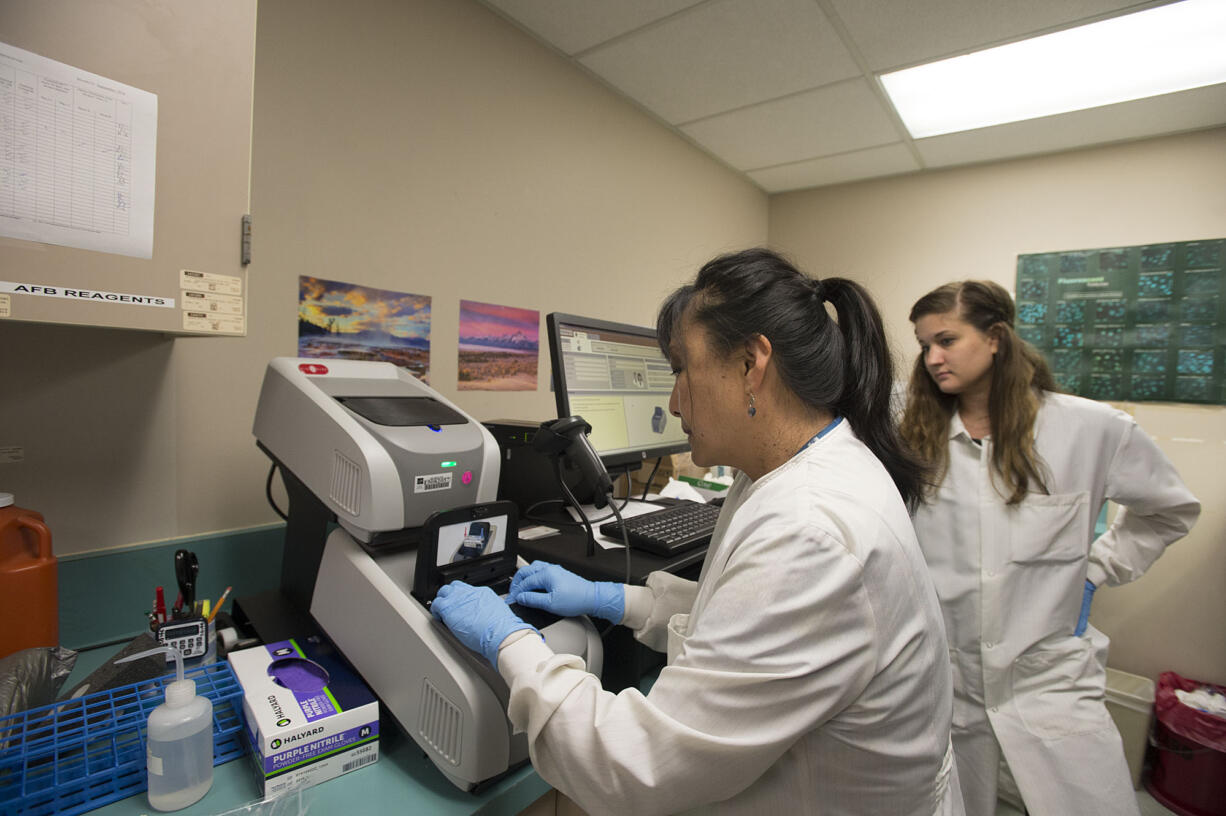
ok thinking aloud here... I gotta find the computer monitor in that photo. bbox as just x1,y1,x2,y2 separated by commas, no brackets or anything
546,312,690,472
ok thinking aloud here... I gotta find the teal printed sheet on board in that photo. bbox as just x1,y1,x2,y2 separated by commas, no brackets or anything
1016,239,1226,404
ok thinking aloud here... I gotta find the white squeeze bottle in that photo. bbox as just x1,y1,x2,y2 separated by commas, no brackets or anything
115,645,214,810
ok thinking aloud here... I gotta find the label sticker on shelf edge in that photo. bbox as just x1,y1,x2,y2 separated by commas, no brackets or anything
181,289,244,315
0,294,9,317
0,280,174,308
180,269,242,296
183,311,245,334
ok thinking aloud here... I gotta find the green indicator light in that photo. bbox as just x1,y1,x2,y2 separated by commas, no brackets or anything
440,461,457,468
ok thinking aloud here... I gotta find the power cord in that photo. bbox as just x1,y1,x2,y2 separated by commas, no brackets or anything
523,493,630,528
605,490,633,584
639,457,663,501
554,458,598,557
265,463,288,521
550,461,633,581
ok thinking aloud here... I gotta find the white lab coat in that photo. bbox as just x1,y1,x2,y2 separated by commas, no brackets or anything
911,391,1200,816
499,421,964,816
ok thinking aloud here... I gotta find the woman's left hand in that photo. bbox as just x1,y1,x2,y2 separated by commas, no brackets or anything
430,581,538,665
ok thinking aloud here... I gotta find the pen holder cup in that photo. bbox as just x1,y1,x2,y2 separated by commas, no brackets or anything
190,619,217,666
205,618,217,663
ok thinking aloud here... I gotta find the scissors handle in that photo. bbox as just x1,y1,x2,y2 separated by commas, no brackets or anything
175,549,199,613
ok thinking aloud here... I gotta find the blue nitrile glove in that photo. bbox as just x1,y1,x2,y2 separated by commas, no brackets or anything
507,561,625,623
1075,579,1096,636
430,581,539,666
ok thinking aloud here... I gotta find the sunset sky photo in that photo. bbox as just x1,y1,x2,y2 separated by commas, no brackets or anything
299,276,431,341
457,299,539,390
458,299,539,351
298,276,433,381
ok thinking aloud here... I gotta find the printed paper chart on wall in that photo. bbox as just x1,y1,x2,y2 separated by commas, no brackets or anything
1016,239,1226,404
0,41,157,259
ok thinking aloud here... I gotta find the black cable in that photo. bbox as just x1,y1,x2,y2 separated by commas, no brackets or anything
605,490,633,584
555,458,599,557
524,497,567,521
639,457,663,501
265,463,288,521
524,493,630,528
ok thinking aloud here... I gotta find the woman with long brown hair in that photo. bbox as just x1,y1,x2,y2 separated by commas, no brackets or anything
900,279,1199,815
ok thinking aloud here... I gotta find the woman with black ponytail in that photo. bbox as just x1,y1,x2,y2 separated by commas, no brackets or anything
434,248,963,815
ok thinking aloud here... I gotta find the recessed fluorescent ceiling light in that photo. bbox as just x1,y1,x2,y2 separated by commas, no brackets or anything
880,0,1226,139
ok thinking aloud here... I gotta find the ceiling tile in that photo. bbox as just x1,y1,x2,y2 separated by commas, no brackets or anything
828,0,1147,72
681,79,901,170
748,143,920,192
579,0,859,124
916,83,1226,167
478,0,1223,192
480,0,705,55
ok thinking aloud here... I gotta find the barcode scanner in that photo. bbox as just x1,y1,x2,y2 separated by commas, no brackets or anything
534,416,614,509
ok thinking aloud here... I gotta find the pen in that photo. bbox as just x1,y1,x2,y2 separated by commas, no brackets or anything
207,586,232,624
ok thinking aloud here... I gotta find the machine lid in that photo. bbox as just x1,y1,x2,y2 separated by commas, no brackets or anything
336,396,469,427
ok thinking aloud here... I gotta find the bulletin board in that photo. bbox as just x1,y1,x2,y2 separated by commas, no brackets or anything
0,0,256,336
1015,238,1226,404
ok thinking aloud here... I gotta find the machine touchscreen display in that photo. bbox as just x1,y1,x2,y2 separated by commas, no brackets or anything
436,516,508,566
411,500,519,606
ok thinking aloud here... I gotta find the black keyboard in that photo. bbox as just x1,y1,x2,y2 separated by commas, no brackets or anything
599,501,721,556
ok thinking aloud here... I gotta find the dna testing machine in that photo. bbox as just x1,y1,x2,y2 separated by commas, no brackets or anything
251,357,602,791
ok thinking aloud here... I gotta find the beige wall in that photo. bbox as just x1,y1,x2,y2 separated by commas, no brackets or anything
0,0,766,556
770,128,1226,685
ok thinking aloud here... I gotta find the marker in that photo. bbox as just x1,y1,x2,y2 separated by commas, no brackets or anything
154,586,167,624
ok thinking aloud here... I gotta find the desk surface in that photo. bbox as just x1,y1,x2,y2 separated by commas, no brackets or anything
65,647,549,816
517,503,707,584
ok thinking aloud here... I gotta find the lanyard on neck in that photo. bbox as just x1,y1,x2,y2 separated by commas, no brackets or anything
797,415,842,455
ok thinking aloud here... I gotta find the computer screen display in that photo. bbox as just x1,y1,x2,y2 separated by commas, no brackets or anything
546,312,690,470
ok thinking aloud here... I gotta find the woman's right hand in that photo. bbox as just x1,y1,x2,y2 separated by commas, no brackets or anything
508,560,625,623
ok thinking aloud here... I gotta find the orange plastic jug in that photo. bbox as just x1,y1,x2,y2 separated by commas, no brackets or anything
0,492,59,659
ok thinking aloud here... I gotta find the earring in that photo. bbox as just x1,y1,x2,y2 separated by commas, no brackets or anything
747,391,756,418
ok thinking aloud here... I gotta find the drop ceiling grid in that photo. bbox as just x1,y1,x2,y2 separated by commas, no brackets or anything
577,0,860,125
476,0,1226,191
481,0,707,56
681,78,901,170
748,142,921,193
827,0,1156,72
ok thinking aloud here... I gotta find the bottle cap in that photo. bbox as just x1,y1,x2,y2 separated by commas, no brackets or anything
0,493,12,508
165,677,198,707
